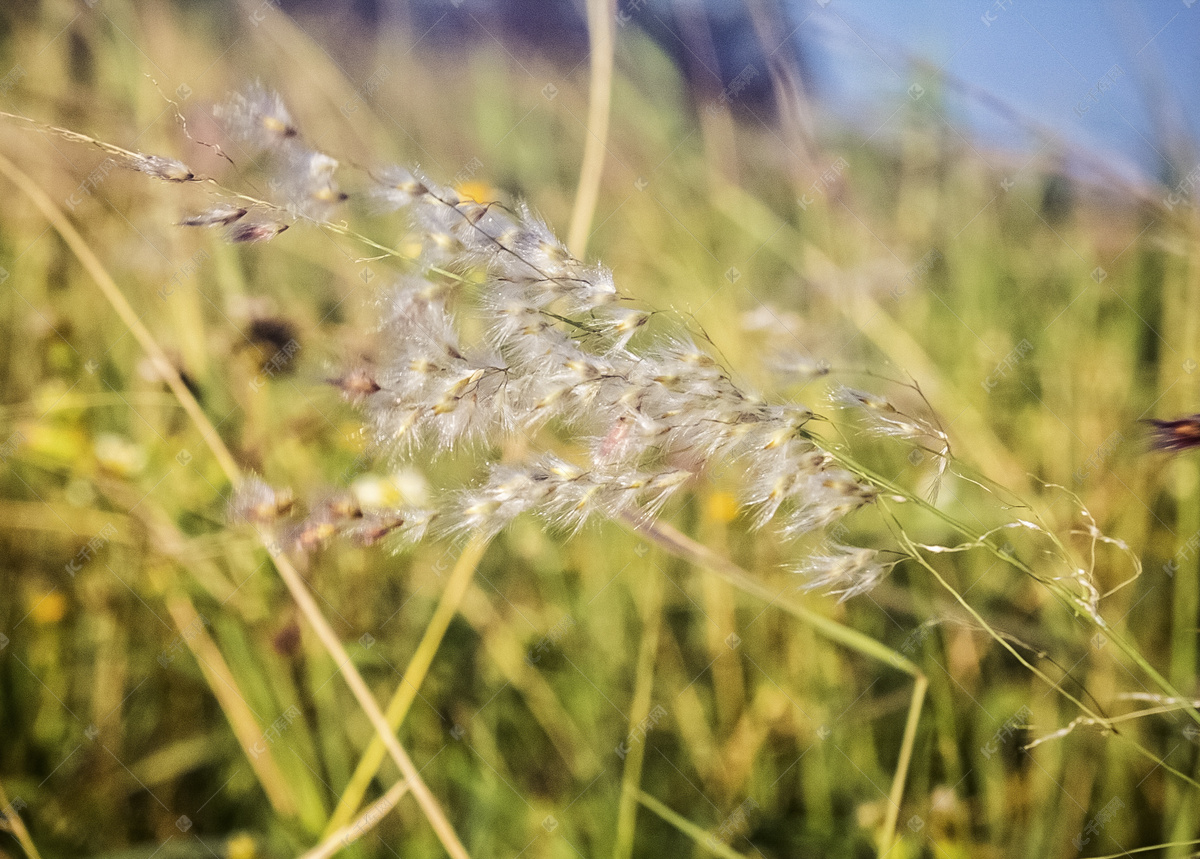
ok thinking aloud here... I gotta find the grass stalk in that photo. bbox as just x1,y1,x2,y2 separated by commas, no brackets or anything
896,531,1200,790
837,446,1200,731
880,673,927,856
300,779,410,859
566,0,616,258
0,778,43,859
635,789,752,859
162,592,300,818
612,552,665,859
624,516,927,853
324,534,489,836
261,536,471,857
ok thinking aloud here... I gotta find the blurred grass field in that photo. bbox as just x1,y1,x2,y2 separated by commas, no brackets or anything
2,1,1200,857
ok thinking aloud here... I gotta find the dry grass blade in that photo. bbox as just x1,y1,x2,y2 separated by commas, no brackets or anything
300,779,410,859
162,593,299,817
612,561,664,859
325,534,489,835
0,779,43,859
634,790,753,859
567,0,616,257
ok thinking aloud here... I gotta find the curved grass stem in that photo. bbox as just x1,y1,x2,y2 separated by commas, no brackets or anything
635,789,753,859
824,439,1200,731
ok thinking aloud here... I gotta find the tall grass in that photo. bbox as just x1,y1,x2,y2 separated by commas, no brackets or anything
1,2,1199,858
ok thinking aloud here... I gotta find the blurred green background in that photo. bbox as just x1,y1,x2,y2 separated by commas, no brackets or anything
1,1,1199,857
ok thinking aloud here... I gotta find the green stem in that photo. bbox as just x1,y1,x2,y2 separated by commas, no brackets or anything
824,440,1200,729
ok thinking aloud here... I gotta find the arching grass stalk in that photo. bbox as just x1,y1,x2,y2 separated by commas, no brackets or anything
12,75,1193,852
624,515,927,855
894,530,1200,791
819,436,1200,731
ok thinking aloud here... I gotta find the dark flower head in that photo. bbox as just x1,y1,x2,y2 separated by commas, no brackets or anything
1145,415,1200,452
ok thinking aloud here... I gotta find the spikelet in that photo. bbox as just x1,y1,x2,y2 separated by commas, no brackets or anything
229,476,295,525
215,82,298,152
796,544,891,602
278,150,346,219
124,153,195,182
226,220,289,244
179,203,248,227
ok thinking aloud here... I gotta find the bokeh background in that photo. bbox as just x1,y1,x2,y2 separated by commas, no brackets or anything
3,1,1200,857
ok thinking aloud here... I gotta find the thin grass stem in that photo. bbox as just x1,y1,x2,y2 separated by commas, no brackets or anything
162,592,300,817
0,779,44,859
634,790,753,859
625,516,926,853
324,534,489,836
299,779,410,859
567,0,616,257
612,552,665,859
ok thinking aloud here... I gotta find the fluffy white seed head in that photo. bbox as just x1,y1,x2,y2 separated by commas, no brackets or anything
215,83,298,152
797,544,889,602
